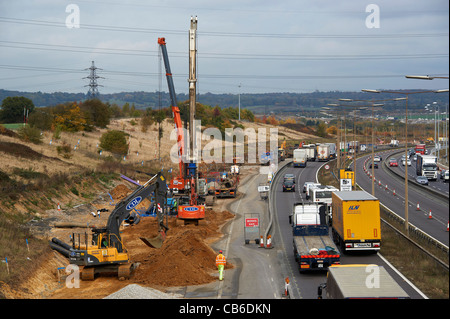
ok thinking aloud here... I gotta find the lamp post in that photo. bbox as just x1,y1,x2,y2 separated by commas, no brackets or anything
405,75,449,80
361,89,449,236
340,97,407,195
238,83,242,121
326,104,343,171
328,103,372,190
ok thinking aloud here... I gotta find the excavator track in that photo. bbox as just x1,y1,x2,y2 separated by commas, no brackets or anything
80,266,95,281
118,263,133,281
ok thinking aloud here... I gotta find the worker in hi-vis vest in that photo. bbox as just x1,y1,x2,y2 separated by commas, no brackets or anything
215,250,226,281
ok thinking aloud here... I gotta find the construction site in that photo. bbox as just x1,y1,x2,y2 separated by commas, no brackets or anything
0,17,313,299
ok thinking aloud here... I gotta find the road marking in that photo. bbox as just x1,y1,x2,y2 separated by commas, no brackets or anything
216,173,259,299
378,253,428,299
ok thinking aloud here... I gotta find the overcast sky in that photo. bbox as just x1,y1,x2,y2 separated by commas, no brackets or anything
0,0,448,95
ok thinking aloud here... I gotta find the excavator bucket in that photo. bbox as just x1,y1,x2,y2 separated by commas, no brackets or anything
140,231,166,249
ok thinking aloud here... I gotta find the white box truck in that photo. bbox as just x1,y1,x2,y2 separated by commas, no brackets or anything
293,149,307,167
317,144,331,161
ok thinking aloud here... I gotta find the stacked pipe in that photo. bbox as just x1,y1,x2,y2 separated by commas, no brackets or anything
49,237,72,258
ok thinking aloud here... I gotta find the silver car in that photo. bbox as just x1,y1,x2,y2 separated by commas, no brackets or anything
416,176,429,185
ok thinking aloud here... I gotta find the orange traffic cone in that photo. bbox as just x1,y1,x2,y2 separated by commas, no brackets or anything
266,235,272,249
57,203,61,211
393,189,396,196
284,277,290,297
447,221,449,232
416,203,420,211
428,210,432,219
259,236,264,248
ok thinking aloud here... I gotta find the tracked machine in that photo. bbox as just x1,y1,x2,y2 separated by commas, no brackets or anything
158,17,208,226
50,173,169,280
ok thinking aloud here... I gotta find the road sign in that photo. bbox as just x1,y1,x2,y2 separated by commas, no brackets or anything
340,178,352,191
244,213,260,244
325,164,330,170
245,218,259,227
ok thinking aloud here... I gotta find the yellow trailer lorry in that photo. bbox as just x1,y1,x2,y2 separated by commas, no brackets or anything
331,191,381,253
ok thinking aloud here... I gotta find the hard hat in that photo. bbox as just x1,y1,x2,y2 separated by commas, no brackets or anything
219,250,223,253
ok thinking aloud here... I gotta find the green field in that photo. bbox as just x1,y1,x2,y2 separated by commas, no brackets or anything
0,123,27,130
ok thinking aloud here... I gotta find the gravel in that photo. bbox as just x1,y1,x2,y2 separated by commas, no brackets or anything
104,284,183,299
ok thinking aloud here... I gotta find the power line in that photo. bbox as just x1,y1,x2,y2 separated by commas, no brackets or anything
0,16,448,39
0,40,447,61
3,63,443,81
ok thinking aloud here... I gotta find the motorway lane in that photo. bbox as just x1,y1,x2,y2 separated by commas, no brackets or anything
272,160,425,299
394,154,449,196
183,167,285,299
211,167,286,299
356,150,449,246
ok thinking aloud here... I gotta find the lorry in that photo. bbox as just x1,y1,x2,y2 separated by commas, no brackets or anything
293,148,307,167
212,172,239,198
390,139,399,147
311,185,339,207
317,265,410,299
331,191,381,253
317,144,331,161
289,203,340,273
326,143,337,159
304,182,321,200
416,154,438,180
415,144,426,155
348,141,359,153
304,145,317,161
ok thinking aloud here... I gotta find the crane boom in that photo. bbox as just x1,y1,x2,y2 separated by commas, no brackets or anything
158,37,185,186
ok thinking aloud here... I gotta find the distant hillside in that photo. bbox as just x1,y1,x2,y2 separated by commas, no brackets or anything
1,89,447,114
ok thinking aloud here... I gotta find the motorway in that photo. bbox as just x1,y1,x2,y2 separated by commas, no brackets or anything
355,149,449,246
182,158,437,299
269,159,426,299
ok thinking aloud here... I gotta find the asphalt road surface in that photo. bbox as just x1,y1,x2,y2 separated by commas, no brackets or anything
356,150,449,246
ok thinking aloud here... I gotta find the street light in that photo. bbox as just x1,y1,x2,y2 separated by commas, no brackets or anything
361,89,449,236
326,104,343,170
405,75,449,80
328,103,373,190
339,98,405,195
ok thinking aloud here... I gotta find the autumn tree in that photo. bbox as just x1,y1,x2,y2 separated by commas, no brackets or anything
326,126,337,135
53,103,88,132
81,99,110,128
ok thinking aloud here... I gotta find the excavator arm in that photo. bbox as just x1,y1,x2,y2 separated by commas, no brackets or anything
106,172,169,250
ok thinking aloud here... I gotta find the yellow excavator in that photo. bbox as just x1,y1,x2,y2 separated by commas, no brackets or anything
50,172,169,280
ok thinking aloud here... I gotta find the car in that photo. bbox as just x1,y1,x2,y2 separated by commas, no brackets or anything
374,155,381,162
282,180,295,192
389,159,398,167
284,173,295,183
413,154,417,161
369,162,378,169
402,158,411,166
416,176,429,185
